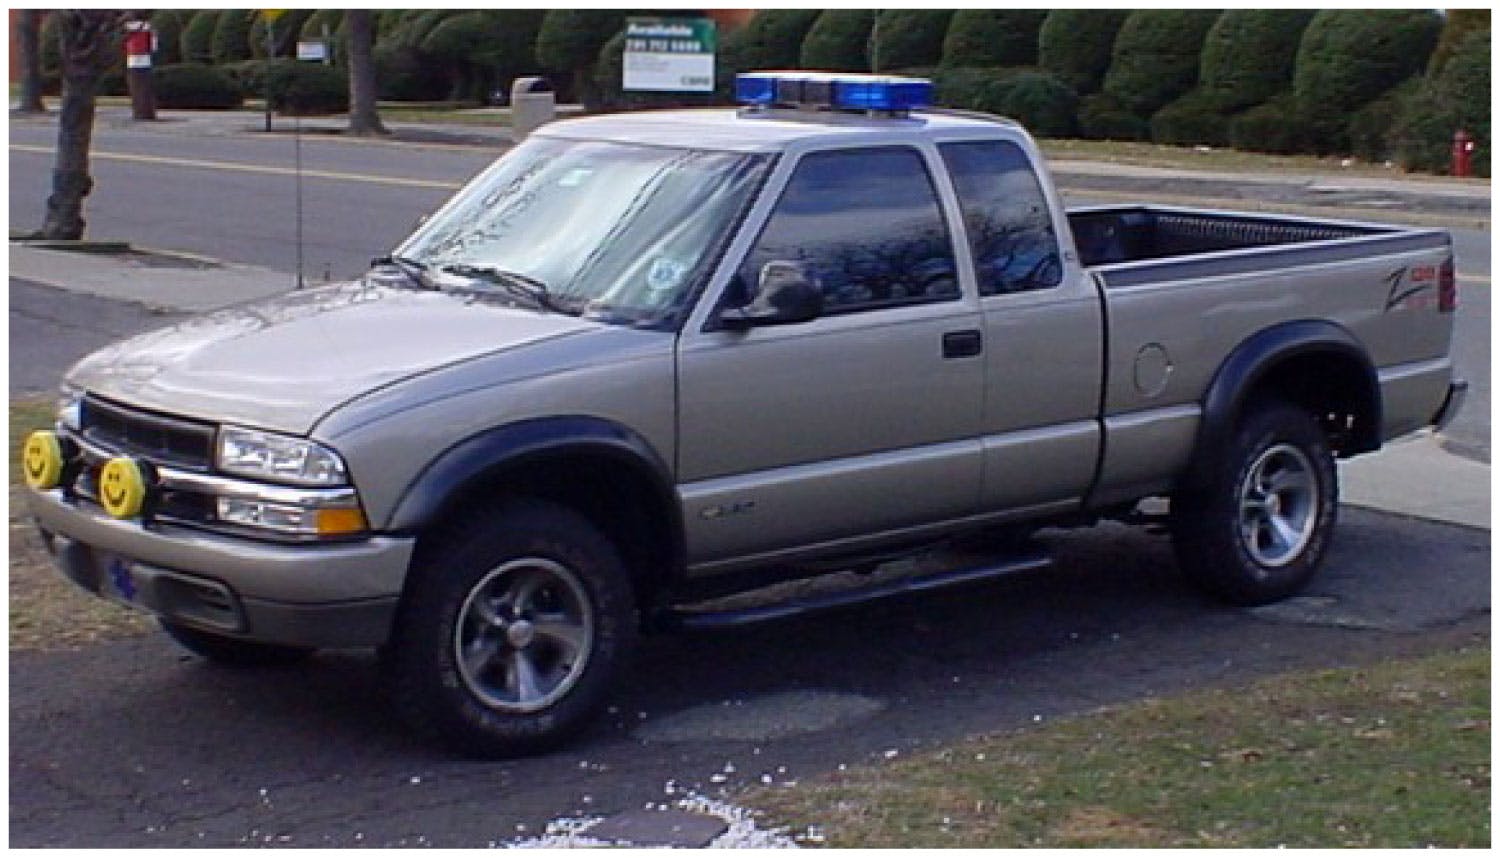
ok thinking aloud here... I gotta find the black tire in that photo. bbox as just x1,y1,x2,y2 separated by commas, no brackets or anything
160,620,316,666
1171,399,1338,606
386,499,637,758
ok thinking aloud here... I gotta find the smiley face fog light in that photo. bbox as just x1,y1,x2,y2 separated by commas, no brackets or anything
22,431,65,490
99,457,149,519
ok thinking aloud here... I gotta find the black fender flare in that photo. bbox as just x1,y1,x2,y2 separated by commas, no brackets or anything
386,416,684,571
1187,319,1381,486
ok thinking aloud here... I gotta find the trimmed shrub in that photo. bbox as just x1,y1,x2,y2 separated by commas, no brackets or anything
1348,78,1421,163
299,9,346,45
941,10,1048,69
933,66,1003,111
933,67,1078,137
1429,9,1490,74
1078,92,1150,141
1198,10,1315,111
716,9,822,94
1228,95,1310,155
210,9,254,64
421,10,496,101
1394,30,1490,176
871,10,954,71
1038,9,1128,94
535,10,628,108
180,10,221,65
1102,10,1222,116
152,62,244,109
150,10,185,66
799,10,875,72
1150,90,1236,147
1293,10,1443,153
373,44,450,102
246,58,348,114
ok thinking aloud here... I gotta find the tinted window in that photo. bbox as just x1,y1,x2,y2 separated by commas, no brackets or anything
941,141,1062,295
738,147,958,314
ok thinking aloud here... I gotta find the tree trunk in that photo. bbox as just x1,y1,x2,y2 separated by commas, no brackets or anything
345,10,387,135
18,10,47,113
40,11,124,240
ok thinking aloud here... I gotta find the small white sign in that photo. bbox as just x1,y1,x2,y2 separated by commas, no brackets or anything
126,54,152,69
296,40,327,62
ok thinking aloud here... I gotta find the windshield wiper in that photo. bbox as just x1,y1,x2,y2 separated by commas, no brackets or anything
439,263,569,314
370,254,438,290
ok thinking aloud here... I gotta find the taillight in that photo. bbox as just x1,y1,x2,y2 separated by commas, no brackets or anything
1439,256,1457,313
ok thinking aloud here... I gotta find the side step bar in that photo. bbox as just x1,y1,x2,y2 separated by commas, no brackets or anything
659,548,1052,632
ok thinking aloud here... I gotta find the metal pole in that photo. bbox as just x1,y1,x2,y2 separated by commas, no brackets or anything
264,20,274,132
294,112,304,289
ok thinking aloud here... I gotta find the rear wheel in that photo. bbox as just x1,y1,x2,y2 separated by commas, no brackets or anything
387,500,636,758
1172,399,1338,605
160,620,315,666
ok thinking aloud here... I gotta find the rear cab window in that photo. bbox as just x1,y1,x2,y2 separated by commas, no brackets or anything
940,140,1063,295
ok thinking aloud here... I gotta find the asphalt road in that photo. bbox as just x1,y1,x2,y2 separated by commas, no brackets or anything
10,509,1489,847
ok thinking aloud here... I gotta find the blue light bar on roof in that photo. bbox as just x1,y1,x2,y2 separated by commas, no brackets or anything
735,72,933,112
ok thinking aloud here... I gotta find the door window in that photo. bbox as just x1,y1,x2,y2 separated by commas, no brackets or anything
736,147,959,314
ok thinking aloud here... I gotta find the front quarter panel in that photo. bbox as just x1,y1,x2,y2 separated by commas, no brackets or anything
314,328,677,531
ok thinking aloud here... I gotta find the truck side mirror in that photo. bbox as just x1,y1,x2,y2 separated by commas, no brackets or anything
718,261,824,330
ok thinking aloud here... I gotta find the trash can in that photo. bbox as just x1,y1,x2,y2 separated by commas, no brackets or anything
510,77,555,142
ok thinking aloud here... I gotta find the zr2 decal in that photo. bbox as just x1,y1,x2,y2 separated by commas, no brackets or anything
1383,265,1437,313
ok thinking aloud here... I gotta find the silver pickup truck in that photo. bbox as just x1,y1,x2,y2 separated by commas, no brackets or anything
22,72,1464,756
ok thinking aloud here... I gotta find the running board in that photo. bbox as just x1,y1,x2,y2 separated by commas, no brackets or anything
660,548,1052,632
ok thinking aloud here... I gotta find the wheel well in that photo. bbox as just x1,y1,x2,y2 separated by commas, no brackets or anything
417,453,679,608
1240,351,1380,456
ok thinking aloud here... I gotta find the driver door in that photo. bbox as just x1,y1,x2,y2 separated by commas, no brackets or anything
675,145,985,570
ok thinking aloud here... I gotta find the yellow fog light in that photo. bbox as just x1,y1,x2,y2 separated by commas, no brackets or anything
99,457,148,519
22,431,65,490
316,507,368,536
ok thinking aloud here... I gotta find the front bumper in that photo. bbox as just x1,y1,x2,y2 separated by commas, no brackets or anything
26,486,414,648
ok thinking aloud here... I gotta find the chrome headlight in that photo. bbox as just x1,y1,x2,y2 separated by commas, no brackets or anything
216,426,349,487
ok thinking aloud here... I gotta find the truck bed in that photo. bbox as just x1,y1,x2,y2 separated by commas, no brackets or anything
1068,205,1409,269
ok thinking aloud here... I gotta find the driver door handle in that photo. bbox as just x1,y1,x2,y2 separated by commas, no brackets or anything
942,329,983,359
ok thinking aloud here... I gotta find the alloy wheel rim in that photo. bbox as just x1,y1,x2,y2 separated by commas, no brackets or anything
1237,442,1318,569
453,558,594,713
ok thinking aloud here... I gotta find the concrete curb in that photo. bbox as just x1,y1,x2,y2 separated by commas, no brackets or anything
9,244,292,313
1339,434,1491,531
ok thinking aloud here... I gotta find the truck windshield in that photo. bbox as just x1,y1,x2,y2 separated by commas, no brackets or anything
395,136,771,327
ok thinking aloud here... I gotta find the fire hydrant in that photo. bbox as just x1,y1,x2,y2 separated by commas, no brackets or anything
1451,129,1475,178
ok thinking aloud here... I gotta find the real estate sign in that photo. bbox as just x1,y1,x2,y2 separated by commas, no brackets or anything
623,17,716,93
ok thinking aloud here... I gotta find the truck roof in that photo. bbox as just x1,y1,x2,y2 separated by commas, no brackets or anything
534,107,1024,154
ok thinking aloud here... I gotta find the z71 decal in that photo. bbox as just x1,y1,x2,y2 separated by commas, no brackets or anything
1383,265,1438,313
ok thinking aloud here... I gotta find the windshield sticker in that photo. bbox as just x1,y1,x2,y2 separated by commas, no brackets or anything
647,257,690,293
557,167,594,188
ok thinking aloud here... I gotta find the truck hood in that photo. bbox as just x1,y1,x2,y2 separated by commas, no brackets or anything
66,280,599,434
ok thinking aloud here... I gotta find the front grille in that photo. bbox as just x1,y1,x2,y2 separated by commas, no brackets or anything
80,396,216,470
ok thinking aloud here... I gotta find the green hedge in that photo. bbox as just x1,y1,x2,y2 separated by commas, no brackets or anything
1293,9,1443,153
209,9,254,64
373,44,450,102
1150,89,1236,147
871,10,954,71
799,10,875,72
180,10,221,65
1429,9,1490,74
1394,30,1490,176
1227,95,1309,155
153,62,244,109
716,9,822,94
1078,91,1150,141
1037,10,1128,95
934,67,1078,137
1102,10,1222,116
234,58,349,114
942,10,1048,68
1198,10,1315,111
149,10,185,66
1347,78,1421,163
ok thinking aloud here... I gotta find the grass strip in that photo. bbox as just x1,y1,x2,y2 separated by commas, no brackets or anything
9,397,153,651
748,646,1490,848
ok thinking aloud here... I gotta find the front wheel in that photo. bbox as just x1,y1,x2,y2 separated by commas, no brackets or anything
1171,400,1338,605
386,500,636,758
